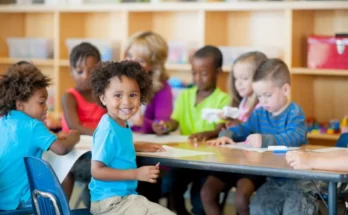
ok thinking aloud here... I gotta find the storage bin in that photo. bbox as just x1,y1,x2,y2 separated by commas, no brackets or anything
7,37,53,59
307,35,348,70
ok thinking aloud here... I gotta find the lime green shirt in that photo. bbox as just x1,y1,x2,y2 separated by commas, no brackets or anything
171,86,231,135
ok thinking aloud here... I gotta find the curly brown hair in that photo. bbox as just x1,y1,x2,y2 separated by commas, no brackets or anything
90,61,153,108
0,62,52,116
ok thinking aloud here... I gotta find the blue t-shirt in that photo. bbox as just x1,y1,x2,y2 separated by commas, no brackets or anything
0,110,57,210
89,114,137,202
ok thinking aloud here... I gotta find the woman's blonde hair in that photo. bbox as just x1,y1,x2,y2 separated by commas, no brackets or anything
124,31,168,93
229,51,268,109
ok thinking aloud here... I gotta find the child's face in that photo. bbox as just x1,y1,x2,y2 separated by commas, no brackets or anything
233,62,254,98
99,75,141,127
252,80,290,114
125,45,153,73
191,57,218,91
71,56,99,91
16,87,48,122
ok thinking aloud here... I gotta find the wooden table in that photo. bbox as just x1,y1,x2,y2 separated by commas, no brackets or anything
136,143,348,215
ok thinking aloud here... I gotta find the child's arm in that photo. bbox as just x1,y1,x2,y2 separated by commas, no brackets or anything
91,161,160,183
61,93,95,135
152,119,179,135
189,123,225,142
259,109,307,148
49,130,80,155
132,84,173,134
134,143,165,152
208,116,256,146
286,150,348,171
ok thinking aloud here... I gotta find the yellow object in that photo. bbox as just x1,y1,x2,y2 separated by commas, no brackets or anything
341,117,348,127
326,129,334,135
311,129,320,134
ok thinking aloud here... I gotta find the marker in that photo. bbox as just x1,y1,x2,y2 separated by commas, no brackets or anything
273,150,288,154
154,120,166,132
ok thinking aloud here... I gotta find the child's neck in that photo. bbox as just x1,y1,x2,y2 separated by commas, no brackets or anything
196,86,216,105
108,113,127,128
244,94,255,110
272,100,290,116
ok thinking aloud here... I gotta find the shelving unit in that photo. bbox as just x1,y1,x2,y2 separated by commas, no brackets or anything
0,2,347,145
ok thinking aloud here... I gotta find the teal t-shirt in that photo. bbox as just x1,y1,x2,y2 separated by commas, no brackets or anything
0,110,57,210
89,114,137,202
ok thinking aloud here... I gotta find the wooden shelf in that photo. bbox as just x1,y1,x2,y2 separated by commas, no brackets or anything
307,133,340,141
291,68,348,76
0,57,54,66
0,2,347,12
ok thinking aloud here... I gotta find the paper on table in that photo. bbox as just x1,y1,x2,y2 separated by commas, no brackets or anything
133,134,189,144
137,145,214,158
43,149,89,182
43,135,92,182
307,147,348,153
220,143,299,153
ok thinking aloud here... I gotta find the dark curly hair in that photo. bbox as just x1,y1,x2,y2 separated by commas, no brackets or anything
90,61,153,108
0,62,52,116
70,42,101,68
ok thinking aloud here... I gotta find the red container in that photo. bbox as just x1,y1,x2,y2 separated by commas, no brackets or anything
307,35,348,69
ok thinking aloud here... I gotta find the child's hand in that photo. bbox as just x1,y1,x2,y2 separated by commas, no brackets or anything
67,130,80,144
135,143,165,152
136,163,160,183
152,121,167,135
245,134,262,148
286,151,313,170
189,132,210,143
207,137,235,146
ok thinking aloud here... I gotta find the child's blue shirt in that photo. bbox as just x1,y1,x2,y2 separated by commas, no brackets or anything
89,114,137,202
0,110,57,210
226,102,308,147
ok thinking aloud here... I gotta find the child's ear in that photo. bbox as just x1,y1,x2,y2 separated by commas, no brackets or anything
99,94,107,107
282,83,291,97
16,100,24,111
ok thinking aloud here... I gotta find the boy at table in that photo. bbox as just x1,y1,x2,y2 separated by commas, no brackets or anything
152,45,230,215
209,59,318,215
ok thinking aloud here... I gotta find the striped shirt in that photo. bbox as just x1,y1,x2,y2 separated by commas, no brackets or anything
228,102,307,147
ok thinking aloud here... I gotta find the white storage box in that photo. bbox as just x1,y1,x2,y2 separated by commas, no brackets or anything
7,37,53,59
219,46,282,68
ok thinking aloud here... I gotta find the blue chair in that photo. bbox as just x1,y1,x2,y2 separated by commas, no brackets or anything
24,157,91,215
0,207,33,215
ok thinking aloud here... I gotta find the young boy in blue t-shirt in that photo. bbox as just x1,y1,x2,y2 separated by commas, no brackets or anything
89,61,174,215
0,62,80,211
210,59,318,215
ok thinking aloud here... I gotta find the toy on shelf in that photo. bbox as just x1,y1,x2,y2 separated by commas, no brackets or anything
341,116,348,133
306,117,341,135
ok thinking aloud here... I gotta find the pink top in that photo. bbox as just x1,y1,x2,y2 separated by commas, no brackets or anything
61,88,106,132
238,97,261,122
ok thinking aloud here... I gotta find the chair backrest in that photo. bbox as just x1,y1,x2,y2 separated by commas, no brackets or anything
335,133,348,148
24,157,72,215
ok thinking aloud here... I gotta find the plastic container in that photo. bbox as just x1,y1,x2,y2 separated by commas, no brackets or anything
66,38,119,61
29,38,53,59
7,37,53,59
307,35,348,69
167,41,198,64
218,46,282,67
7,38,30,58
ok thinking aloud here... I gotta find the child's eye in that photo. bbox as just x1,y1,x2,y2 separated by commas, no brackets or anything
114,94,122,98
77,71,83,75
266,94,272,97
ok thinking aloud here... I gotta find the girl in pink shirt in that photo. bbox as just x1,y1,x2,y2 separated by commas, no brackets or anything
203,51,268,215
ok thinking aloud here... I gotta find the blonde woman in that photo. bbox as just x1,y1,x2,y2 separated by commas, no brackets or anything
125,31,173,134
